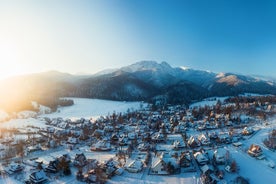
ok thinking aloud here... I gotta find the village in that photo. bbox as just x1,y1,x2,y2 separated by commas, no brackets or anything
0,95,276,183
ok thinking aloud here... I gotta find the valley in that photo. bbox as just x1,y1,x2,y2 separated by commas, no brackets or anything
0,95,275,183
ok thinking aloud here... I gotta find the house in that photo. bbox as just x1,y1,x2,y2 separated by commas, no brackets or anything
104,158,119,169
118,137,128,146
248,144,262,157
208,132,218,140
200,164,214,175
151,155,168,175
179,152,192,168
1,136,14,145
152,133,166,142
214,148,226,164
205,121,217,129
173,122,186,133
151,152,179,175
27,145,42,154
29,170,48,184
74,153,87,167
188,136,200,148
111,134,119,142
173,140,185,150
242,127,254,136
81,159,99,174
198,133,210,146
115,167,124,175
156,144,173,151
128,132,137,140
44,154,71,174
59,154,71,163
67,137,78,145
218,133,232,144
138,143,150,151
225,121,233,126
92,129,105,138
5,163,24,175
35,156,55,167
83,170,97,183
167,134,186,149
103,125,113,132
125,159,143,173
91,140,111,151
194,151,209,165
45,160,59,173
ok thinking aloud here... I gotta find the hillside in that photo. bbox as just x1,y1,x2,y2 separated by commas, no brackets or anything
1,61,276,112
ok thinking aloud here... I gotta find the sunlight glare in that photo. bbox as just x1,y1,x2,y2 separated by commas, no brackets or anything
0,41,24,79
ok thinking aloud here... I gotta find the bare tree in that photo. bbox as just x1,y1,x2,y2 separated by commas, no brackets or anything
57,157,71,176
95,166,108,184
16,139,25,161
230,160,238,173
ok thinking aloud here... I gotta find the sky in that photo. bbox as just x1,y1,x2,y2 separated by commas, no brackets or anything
1,0,276,79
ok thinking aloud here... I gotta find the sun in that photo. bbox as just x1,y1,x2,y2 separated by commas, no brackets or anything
0,41,25,79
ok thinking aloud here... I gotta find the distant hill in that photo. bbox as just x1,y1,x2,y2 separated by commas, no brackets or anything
1,61,276,112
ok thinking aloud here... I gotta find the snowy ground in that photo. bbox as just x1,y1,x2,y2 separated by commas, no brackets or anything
0,118,48,129
108,172,200,184
198,124,276,184
0,145,117,184
229,146,276,184
0,98,146,129
40,98,146,120
189,97,229,108
1,98,276,183
218,117,276,184
0,98,147,183
188,94,268,109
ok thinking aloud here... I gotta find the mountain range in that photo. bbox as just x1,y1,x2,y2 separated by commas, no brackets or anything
1,61,276,111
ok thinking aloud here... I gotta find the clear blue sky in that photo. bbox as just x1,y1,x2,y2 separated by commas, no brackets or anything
0,0,276,78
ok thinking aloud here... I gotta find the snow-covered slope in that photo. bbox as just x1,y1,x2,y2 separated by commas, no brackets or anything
0,98,146,129
1,61,276,109
121,61,174,74
40,98,146,119
119,61,180,87
189,97,229,108
94,68,118,76
101,61,217,88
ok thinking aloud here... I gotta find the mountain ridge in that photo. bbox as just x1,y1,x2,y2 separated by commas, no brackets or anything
1,61,276,111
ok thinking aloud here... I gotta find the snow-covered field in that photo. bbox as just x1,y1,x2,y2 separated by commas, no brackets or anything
229,146,276,184
41,98,146,120
228,118,276,184
189,97,229,108
0,118,48,129
108,172,199,184
0,145,116,184
189,94,270,108
0,98,146,129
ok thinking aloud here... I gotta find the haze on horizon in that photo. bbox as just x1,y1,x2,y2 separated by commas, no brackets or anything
1,0,276,79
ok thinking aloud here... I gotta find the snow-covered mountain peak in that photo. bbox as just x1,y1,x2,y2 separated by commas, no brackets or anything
94,68,118,76
216,72,225,78
180,66,190,71
121,60,174,73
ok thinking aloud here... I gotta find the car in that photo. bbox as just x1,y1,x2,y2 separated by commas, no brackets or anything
265,158,275,168
215,170,224,179
232,142,242,147
268,162,275,168
256,155,266,160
